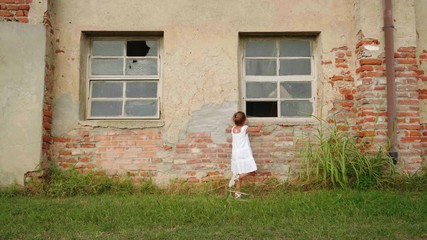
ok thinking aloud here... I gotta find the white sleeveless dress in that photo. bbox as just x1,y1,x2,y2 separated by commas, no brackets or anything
231,125,257,174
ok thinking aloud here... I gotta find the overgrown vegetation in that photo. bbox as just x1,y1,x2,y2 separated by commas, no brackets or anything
298,118,424,190
0,166,159,198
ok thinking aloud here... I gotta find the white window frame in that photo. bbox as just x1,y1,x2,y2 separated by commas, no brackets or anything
86,36,162,120
242,37,316,121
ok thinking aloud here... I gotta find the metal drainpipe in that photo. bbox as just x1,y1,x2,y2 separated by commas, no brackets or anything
384,0,398,164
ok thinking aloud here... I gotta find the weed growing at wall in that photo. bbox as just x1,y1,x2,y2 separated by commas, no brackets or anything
299,118,396,189
23,165,159,197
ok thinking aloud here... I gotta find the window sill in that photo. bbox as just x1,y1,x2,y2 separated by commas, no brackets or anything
79,120,165,129
248,117,318,126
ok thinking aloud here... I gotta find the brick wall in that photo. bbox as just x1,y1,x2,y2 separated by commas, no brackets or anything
354,38,388,149
394,47,423,171
49,123,319,184
0,0,32,23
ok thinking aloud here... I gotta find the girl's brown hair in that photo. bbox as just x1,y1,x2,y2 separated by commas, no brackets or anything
232,111,246,126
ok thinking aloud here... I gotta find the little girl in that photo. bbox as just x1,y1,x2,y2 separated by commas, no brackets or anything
229,111,263,198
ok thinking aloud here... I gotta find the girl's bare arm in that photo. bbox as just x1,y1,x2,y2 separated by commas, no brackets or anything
247,122,263,134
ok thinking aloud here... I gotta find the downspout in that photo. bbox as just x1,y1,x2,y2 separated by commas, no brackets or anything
384,0,398,164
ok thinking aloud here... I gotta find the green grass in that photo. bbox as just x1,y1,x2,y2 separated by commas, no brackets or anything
1,191,426,239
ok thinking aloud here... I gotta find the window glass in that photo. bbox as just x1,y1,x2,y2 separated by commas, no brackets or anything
280,40,311,57
280,82,311,98
125,100,158,116
126,59,158,75
279,59,311,75
91,101,123,117
245,59,276,76
92,41,124,56
126,82,158,98
280,100,313,117
91,82,123,98
245,41,276,57
91,59,123,75
246,82,277,98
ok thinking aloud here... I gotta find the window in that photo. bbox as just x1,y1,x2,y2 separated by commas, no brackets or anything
242,38,315,119
87,38,161,119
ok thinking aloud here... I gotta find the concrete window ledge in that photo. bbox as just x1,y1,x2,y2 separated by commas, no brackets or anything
79,120,165,129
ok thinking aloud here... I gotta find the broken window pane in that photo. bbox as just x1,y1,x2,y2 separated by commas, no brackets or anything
246,82,277,98
279,59,311,75
92,41,124,56
91,82,123,98
281,100,313,117
126,82,157,98
125,100,158,116
91,58,123,75
245,41,276,57
246,101,277,117
91,101,122,117
126,59,158,75
246,59,276,76
280,82,311,98
280,40,311,57
127,41,157,57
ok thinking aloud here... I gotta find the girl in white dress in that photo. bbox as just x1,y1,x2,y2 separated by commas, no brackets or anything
229,111,263,198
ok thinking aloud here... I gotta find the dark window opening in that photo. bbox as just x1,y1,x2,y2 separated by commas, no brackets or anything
127,41,150,56
246,101,277,117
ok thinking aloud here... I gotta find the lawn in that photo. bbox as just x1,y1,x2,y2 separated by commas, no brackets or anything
0,190,426,239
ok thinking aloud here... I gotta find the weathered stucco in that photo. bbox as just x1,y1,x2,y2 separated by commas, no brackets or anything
0,22,46,185
49,0,354,142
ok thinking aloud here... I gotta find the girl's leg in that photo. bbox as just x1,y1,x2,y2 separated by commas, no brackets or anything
235,173,249,193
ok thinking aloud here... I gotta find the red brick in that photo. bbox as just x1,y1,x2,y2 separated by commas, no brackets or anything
0,10,13,16
360,71,385,78
59,150,72,156
7,5,18,10
330,75,343,81
394,53,416,58
398,124,422,130
360,59,382,66
397,47,416,52
335,52,345,58
401,137,421,142
336,64,349,68
18,4,29,10
395,71,419,77
356,65,373,73
398,99,419,105
53,137,72,143
81,144,96,148
397,59,417,65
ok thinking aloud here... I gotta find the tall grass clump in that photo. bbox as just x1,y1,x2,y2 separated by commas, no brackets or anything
300,119,395,189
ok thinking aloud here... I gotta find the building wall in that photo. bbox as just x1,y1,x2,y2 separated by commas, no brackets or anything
0,0,48,185
0,22,46,185
1,0,425,185
46,0,359,185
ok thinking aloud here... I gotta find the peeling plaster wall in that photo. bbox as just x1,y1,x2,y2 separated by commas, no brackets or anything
0,22,46,185
49,0,354,142
44,0,427,181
